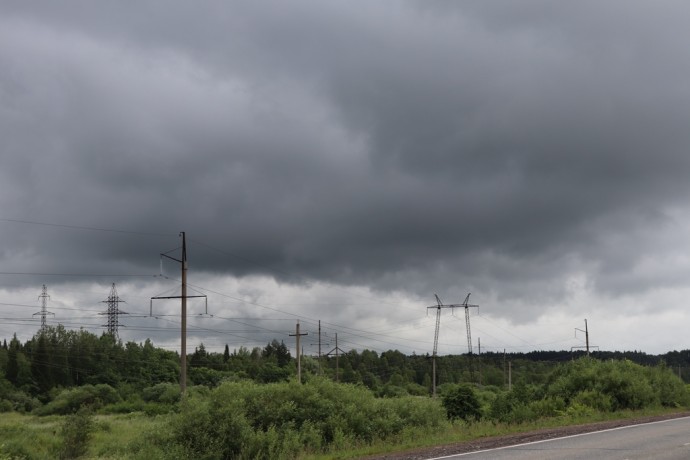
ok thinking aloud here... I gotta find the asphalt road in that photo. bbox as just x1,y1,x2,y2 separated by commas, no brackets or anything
428,416,690,460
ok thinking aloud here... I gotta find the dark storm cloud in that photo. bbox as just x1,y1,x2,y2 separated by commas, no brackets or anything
3,1,690,320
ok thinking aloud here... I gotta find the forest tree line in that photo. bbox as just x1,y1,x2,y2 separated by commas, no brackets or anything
2,325,689,403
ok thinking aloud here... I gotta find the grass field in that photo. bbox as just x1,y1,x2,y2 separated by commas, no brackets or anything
0,412,171,460
1,407,687,459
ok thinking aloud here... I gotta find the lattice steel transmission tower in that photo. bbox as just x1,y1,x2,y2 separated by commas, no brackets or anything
427,293,480,394
428,294,455,397
461,293,479,355
33,284,54,331
100,283,127,340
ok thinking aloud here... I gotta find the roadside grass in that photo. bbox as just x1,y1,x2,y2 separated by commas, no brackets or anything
87,413,172,460
0,406,687,459
303,406,690,459
0,412,62,459
0,412,171,460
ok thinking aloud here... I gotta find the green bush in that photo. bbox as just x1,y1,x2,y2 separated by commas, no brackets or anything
646,364,690,408
544,358,688,413
441,384,482,422
527,396,566,418
6,392,41,413
141,383,180,405
0,400,13,413
36,385,121,415
158,378,446,459
58,407,94,459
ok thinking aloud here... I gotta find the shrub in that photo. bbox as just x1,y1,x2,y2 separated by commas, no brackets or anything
141,383,180,405
6,392,41,413
646,364,690,408
544,358,687,412
36,385,121,415
160,378,446,459
442,384,482,422
58,407,94,459
0,400,13,413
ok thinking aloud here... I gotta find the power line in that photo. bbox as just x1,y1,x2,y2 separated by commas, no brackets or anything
0,272,158,277
0,218,176,237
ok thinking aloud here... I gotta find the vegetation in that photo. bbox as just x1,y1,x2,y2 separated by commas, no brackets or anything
1,326,690,458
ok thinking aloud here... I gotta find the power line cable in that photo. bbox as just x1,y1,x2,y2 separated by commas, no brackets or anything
0,218,177,237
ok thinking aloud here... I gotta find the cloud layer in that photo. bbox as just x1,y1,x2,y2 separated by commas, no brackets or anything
3,1,690,352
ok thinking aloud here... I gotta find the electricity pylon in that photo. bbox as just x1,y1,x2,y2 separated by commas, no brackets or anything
427,293,480,395
427,294,455,397
461,293,479,355
100,283,127,340
33,284,54,332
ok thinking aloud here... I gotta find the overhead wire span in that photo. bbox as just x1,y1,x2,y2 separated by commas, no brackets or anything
0,218,177,237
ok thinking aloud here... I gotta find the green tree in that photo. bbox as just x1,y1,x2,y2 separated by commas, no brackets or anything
31,332,52,395
262,340,291,368
5,335,20,386
223,344,230,364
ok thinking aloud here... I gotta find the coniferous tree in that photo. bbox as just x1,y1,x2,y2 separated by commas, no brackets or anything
223,344,230,364
5,334,20,386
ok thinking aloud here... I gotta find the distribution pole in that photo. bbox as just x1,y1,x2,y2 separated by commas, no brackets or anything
478,337,482,386
574,319,596,357
181,234,187,392
290,321,308,383
503,349,506,388
150,232,207,394
318,320,322,375
335,333,339,382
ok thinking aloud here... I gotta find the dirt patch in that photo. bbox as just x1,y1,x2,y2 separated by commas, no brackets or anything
365,412,690,459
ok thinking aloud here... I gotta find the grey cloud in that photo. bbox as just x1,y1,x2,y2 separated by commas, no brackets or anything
2,1,690,325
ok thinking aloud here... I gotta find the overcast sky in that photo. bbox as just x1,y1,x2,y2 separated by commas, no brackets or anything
2,1,690,357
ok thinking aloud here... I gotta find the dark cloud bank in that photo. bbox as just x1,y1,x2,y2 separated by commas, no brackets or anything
3,1,690,323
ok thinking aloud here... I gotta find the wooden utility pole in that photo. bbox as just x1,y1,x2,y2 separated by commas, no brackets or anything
503,349,506,388
478,337,481,386
181,235,187,392
150,232,207,394
573,319,597,357
318,320,322,375
335,334,339,382
290,321,308,383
